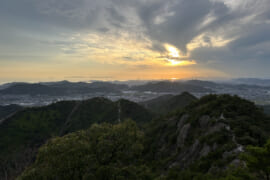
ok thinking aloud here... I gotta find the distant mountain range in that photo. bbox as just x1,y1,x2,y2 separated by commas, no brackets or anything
0,81,129,96
1,79,270,96
232,78,270,86
0,80,213,96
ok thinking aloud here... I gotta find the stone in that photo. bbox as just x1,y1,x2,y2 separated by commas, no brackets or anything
220,113,226,120
199,115,210,128
177,114,189,130
213,143,218,151
177,123,191,148
230,159,242,167
207,123,227,134
200,144,211,158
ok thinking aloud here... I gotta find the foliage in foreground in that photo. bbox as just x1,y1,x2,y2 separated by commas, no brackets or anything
241,139,270,180
18,120,270,180
18,120,153,180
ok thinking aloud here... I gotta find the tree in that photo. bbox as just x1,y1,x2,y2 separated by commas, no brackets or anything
18,120,153,180
241,139,270,180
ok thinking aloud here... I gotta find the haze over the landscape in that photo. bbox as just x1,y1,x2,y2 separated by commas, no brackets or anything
1,0,270,83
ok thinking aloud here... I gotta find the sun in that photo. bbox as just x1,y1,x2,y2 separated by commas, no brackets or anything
163,43,196,66
170,77,178,81
164,44,180,58
167,59,182,65
166,59,197,66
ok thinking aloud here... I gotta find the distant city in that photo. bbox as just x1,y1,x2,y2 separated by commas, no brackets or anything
0,78,270,107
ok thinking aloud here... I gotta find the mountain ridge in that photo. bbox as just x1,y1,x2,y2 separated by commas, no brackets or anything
1,94,270,179
140,92,197,114
0,97,153,179
15,94,270,180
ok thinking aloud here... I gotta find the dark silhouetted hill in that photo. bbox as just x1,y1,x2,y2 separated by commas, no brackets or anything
141,92,197,114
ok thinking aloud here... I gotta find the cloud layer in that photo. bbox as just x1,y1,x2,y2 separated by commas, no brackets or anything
0,0,269,81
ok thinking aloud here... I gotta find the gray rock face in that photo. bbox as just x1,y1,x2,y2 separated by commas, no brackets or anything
222,144,244,159
166,114,243,172
177,123,191,148
220,113,226,120
230,159,242,167
200,144,211,158
213,143,218,151
174,139,201,168
199,115,210,128
190,140,200,155
177,114,189,130
223,151,234,159
207,123,227,135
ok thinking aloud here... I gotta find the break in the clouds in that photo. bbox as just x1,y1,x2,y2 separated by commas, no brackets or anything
0,0,269,82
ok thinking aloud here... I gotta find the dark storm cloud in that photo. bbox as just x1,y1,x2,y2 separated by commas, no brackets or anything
138,0,269,53
138,0,215,52
230,24,270,50
134,0,270,77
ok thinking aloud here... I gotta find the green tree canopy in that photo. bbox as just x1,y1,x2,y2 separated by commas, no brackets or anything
18,120,152,180
241,139,270,180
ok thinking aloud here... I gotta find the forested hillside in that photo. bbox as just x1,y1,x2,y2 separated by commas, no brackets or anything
141,92,197,114
1,94,270,179
263,105,270,116
143,94,270,179
0,98,153,179
0,105,23,120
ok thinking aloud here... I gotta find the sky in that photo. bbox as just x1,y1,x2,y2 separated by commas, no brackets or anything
0,0,270,83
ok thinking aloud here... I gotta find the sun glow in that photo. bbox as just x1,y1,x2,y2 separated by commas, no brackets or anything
170,77,178,81
164,44,180,58
162,43,197,66
166,59,197,66
167,59,181,65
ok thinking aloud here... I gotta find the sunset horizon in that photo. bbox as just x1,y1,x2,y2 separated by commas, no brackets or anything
1,0,270,83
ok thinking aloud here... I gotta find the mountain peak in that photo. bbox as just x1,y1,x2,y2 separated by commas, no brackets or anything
141,92,197,114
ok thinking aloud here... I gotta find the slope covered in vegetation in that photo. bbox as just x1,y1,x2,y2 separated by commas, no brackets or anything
262,105,270,116
19,120,153,180
141,92,197,114
0,95,270,180
16,94,270,179
0,104,23,120
144,94,270,179
0,98,153,179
